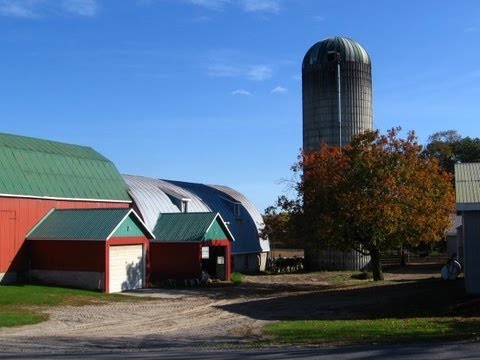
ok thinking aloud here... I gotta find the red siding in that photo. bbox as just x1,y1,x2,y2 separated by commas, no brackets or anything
28,236,150,293
108,237,151,247
150,240,232,282
150,243,202,283
28,240,105,272
0,211,16,271
0,196,129,273
206,239,231,281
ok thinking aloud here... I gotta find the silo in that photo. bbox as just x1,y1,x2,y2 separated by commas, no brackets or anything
302,36,373,151
301,36,373,271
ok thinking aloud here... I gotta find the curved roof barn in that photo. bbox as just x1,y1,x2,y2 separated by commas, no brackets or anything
167,180,269,254
206,184,270,252
123,175,269,255
123,175,209,229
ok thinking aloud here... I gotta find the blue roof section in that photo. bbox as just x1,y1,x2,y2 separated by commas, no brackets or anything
164,180,268,254
122,174,269,255
208,184,269,252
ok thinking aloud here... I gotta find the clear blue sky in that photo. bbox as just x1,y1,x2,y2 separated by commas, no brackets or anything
1,0,479,212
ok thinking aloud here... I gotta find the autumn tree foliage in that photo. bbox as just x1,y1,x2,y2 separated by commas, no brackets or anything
276,128,455,281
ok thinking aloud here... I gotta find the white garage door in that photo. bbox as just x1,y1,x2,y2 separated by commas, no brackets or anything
109,245,144,293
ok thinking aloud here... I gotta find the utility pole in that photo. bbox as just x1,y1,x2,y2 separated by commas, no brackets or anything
328,50,342,147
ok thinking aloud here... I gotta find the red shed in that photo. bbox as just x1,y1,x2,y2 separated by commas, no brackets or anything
27,208,153,293
150,212,233,283
0,132,131,283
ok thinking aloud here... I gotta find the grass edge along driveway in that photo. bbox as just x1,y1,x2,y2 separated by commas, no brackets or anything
0,284,136,328
263,317,480,346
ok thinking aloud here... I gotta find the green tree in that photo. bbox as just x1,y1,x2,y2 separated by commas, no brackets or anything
275,128,455,281
262,208,297,249
423,130,460,174
454,137,480,163
423,130,480,175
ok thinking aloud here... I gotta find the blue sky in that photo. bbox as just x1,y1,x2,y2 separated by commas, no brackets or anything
0,0,479,212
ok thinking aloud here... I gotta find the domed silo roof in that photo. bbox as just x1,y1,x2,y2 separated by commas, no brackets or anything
302,36,373,150
302,36,370,67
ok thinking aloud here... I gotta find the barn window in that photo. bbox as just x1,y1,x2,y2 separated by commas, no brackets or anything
219,196,242,219
233,203,241,217
202,247,210,259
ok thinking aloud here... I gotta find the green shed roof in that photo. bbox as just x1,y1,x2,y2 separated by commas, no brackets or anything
0,132,130,201
153,212,234,242
455,162,480,211
27,208,154,241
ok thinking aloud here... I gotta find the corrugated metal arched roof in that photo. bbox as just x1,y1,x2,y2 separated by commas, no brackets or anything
208,184,269,252
165,180,268,254
122,174,269,255
122,175,209,229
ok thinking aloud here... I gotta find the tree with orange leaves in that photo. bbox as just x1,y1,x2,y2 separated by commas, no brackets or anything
276,128,455,281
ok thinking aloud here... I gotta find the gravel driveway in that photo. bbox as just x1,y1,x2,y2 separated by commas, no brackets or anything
0,267,452,353
0,288,267,352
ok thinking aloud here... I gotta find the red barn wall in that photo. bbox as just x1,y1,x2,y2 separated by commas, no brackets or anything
28,240,105,271
205,239,232,281
28,240,105,290
0,196,129,275
150,243,202,283
28,237,150,292
150,240,232,283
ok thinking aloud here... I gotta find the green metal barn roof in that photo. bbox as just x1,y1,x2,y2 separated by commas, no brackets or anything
0,132,130,201
152,212,234,242
27,208,154,240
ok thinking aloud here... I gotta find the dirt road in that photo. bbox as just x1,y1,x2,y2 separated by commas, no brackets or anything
0,266,466,353
0,290,265,352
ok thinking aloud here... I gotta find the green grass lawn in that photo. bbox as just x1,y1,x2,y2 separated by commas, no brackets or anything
0,284,135,328
263,317,480,345
0,311,47,328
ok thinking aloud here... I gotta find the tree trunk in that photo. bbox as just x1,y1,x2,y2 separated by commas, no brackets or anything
370,247,384,281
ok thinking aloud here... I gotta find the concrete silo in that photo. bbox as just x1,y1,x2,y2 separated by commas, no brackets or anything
302,36,373,151
301,36,373,271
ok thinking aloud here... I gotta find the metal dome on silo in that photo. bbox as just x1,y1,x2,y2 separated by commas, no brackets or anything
302,36,373,151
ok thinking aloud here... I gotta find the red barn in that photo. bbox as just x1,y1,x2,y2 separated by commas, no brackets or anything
150,212,233,283
27,208,153,293
0,132,131,283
